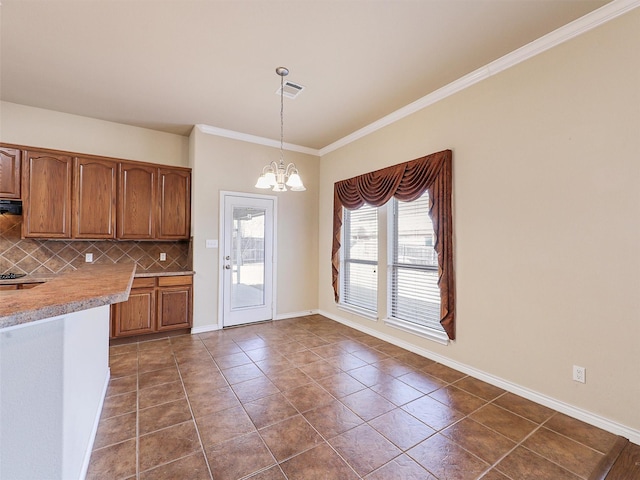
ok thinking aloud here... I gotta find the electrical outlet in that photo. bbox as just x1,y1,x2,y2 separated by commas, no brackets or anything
160,252,167,261
85,253,93,263
573,365,586,383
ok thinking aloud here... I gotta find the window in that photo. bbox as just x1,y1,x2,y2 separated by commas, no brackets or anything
340,204,378,316
332,150,454,340
387,192,447,342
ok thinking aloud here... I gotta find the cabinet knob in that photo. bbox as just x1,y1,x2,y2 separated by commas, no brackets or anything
224,265,231,270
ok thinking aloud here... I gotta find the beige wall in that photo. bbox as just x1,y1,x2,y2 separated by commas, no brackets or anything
0,101,188,166
190,127,319,330
318,10,640,434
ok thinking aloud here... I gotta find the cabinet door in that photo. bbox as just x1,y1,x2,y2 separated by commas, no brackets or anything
118,163,156,239
0,147,21,199
22,151,72,238
157,285,192,331
157,168,191,240
113,288,156,337
74,157,117,239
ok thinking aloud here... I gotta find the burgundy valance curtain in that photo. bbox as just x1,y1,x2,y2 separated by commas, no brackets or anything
332,149,455,340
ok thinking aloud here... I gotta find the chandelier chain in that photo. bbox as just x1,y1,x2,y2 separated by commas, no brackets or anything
280,72,284,165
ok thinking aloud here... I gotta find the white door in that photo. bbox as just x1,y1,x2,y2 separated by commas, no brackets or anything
222,193,275,327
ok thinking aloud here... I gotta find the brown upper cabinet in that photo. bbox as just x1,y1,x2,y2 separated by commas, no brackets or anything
118,163,157,240
22,150,73,238
0,147,21,199
158,168,191,240
6,142,192,241
74,157,117,239
117,163,192,241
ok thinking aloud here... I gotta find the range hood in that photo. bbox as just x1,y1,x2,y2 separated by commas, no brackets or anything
0,199,22,215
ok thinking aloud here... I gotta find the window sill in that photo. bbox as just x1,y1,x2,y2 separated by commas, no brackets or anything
337,303,378,321
384,317,449,345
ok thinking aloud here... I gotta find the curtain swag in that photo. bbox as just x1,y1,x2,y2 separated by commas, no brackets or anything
332,149,455,340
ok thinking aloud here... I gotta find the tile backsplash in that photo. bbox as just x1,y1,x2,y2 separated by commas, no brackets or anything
0,214,191,275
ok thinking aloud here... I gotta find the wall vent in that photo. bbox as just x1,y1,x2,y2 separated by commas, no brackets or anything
276,81,305,99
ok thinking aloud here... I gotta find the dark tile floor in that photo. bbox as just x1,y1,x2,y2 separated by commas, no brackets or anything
88,315,623,480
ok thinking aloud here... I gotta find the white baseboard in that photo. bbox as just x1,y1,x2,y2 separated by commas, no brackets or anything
317,309,640,445
191,310,320,334
274,309,319,321
191,324,221,334
79,368,110,480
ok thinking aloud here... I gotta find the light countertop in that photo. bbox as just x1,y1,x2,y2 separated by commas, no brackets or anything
0,262,137,330
0,268,194,286
133,269,194,278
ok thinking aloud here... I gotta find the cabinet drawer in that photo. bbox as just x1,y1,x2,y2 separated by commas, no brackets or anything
158,275,192,287
132,277,156,288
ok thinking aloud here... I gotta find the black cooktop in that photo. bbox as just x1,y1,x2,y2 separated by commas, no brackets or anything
0,273,26,280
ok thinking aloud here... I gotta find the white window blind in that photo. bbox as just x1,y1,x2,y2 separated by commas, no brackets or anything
342,205,378,313
389,193,444,333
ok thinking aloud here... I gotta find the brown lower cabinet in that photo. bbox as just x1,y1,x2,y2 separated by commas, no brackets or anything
111,275,192,338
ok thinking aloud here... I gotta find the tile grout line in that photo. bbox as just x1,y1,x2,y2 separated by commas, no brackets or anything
200,334,282,479
135,342,140,480
478,413,555,480
98,319,619,480
130,332,489,478
301,330,430,476
170,335,215,480
226,330,365,478
516,414,596,480
292,339,532,479
226,336,306,479
246,332,418,479
474,399,605,479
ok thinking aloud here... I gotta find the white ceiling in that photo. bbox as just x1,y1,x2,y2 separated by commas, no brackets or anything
0,0,613,151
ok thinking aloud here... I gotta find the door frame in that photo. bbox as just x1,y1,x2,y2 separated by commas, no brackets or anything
218,190,278,328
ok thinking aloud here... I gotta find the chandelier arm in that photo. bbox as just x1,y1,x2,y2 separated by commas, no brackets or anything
285,163,298,176
262,163,276,175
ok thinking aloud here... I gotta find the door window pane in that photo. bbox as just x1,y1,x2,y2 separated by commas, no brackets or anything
231,207,265,309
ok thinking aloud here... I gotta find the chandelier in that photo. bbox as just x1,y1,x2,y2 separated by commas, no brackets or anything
255,67,306,192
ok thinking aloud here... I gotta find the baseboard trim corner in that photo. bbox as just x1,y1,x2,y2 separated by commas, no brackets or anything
191,324,221,334
79,368,110,480
274,310,319,321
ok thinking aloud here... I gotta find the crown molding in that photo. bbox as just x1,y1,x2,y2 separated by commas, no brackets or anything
318,0,640,156
196,0,639,158
196,124,320,157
